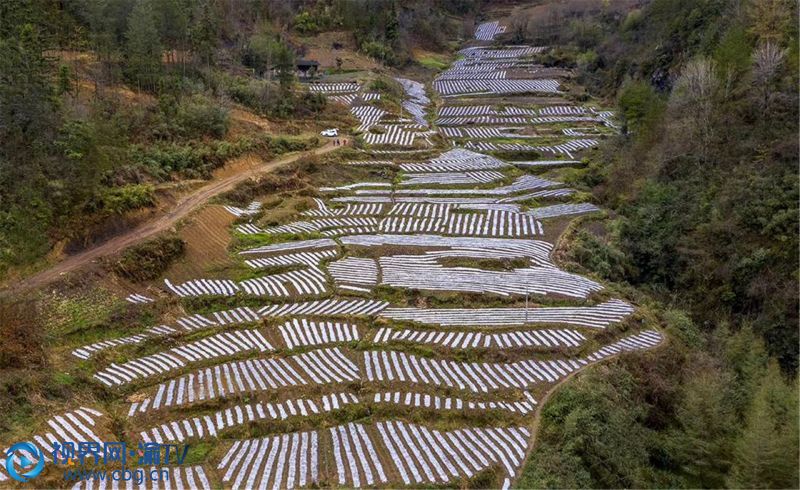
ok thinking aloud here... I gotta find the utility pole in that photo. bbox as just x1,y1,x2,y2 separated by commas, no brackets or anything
525,290,529,323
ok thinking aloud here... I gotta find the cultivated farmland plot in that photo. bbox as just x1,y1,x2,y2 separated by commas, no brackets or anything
162,265,329,298
380,299,636,327
278,318,361,349
16,20,666,490
439,105,577,118
72,324,177,360
239,238,338,255
71,467,212,490
328,256,380,289
396,77,430,126
511,159,582,167
464,139,600,158
70,307,267,361
342,231,552,256
93,328,275,386
351,105,387,131
140,393,359,444
475,21,507,41
127,347,361,414
363,125,418,146
243,249,338,270
527,203,601,219
223,201,262,217
308,82,361,93
372,326,587,349
374,421,530,488
400,148,509,171
399,170,506,185
331,75,431,147
328,93,358,105
216,421,531,489
440,126,529,139
125,293,154,304
363,349,579,392
434,79,561,97
365,330,662,393
302,199,384,217
460,46,547,59
324,174,559,198
372,391,537,414
217,431,320,489
0,407,107,483
378,254,602,297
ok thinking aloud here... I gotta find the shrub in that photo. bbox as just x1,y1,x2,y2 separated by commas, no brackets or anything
617,80,666,135
294,92,327,116
566,228,631,282
129,139,254,180
99,184,155,214
361,40,394,63
0,300,45,369
174,95,229,139
110,234,185,282
219,172,307,206
293,11,319,34
369,76,404,98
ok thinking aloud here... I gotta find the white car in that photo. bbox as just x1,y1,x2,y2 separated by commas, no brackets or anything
320,128,339,137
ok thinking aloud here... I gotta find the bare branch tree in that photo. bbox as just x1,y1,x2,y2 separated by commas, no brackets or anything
752,42,788,115
668,57,719,164
753,42,787,84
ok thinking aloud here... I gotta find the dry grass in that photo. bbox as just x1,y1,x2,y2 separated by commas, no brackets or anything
162,205,238,282
297,31,383,71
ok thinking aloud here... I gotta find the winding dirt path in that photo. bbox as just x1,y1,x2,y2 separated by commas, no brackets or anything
3,143,337,296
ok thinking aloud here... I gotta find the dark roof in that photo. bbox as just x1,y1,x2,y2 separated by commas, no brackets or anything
296,59,320,67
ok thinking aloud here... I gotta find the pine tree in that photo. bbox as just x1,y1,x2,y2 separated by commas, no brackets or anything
154,0,189,67
125,0,162,91
728,362,799,488
57,65,71,95
672,365,736,487
273,42,295,91
189,0,218,67
385,1,399,44
0,19,61,265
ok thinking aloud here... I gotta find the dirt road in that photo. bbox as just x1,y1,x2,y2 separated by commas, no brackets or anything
4,143,337,296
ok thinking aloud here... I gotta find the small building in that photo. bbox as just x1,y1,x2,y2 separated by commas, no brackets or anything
296,59,319,78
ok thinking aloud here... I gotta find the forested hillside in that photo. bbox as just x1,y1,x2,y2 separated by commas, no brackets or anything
0,0,475,278
506,0,799,487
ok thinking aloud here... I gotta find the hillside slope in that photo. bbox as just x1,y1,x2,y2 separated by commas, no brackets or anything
0,1,797,489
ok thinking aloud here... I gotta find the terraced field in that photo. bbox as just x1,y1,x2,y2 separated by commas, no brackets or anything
1,18,663,490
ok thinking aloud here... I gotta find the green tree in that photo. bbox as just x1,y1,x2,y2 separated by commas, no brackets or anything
728,362,799,488
57,64,71,95
713,25,752,87
273,42,295,91
385,1,399,44
670,364,736,487
124,0,162,91
53,119,117,213
293,11,318,34
153,0,189,68
0,21,60,269
617,80,665,136
517,367,652,488
189,0,218,67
